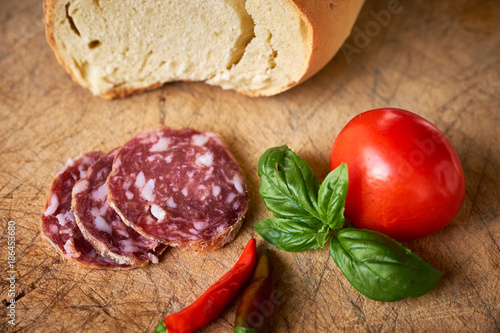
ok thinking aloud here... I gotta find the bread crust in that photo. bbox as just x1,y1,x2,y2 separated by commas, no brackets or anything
44,0,365,98
287,0,365,91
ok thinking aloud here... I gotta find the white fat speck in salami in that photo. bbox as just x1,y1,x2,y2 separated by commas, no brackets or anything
44,193,59,216
135,171,146,188
92,183,107,201
151,204,166,221
196,152,214,167
72,179,89,195
166,197,177,208
50,224,59,234
141,179,156,201
150,137,171,152
41,152,130,269
107,127,249,251
94,216,112,234
191,134,210,146
55,213,66,226
227,193,237,203
212,186,221,197
194,221,207,230
233,175,244,194
65,211,75,223
63,238,81,259
71,148,166,267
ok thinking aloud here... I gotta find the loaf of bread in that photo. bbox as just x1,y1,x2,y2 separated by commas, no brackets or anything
44,0,364,98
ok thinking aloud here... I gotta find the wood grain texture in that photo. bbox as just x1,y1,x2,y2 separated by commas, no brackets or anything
1,0,499,332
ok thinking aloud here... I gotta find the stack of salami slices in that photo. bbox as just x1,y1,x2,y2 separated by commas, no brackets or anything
41,128,249,269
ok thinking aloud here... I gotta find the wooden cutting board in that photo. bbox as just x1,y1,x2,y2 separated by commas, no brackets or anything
1,0,499,332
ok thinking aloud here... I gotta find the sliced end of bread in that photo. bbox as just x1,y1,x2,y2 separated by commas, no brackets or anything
44,0,364,98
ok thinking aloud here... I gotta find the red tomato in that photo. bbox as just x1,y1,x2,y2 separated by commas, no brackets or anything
330,108,466,241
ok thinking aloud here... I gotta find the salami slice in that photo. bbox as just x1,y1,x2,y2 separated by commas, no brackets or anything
107,128,249,251
41,152,130,269
72,148,167,266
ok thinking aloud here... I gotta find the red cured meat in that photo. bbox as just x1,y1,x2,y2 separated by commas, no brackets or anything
107,128,248,251
41,152,130,269
72,148,167,266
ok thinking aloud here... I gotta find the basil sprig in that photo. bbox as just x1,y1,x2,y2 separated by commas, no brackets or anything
254,145,442,302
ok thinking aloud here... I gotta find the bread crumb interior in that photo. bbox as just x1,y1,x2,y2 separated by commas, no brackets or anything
54,0,308,96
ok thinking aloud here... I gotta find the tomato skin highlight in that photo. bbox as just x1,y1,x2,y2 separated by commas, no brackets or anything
330,108,466,241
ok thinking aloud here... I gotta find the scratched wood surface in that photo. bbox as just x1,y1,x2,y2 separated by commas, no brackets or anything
1,0,499,332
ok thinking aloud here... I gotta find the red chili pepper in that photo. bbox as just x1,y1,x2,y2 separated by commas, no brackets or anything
233,250,274,333
154,238,257,333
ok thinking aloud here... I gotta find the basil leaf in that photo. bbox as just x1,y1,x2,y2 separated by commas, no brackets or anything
255,218,331,252
258,146,322,226
330,229,442,302
318,164,348,230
